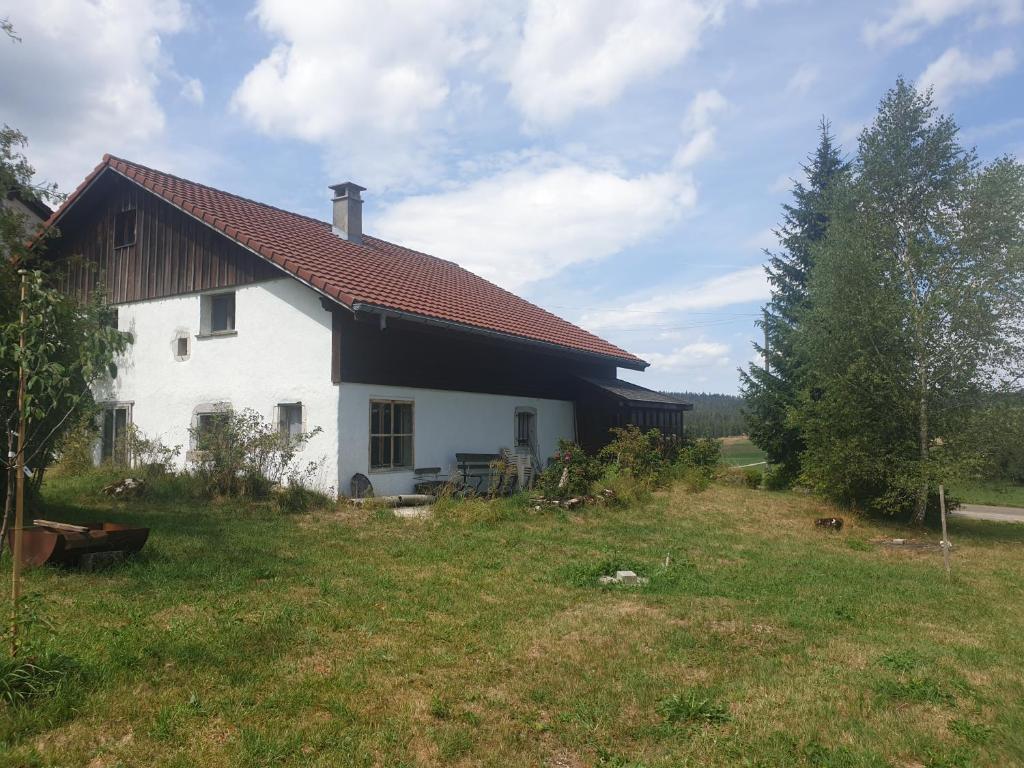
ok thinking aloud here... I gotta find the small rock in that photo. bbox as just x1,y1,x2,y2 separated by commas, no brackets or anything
565,497,581,509
892,538,906,545
598,575,616,585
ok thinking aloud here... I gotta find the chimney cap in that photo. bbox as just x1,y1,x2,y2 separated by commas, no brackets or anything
329,181,366,200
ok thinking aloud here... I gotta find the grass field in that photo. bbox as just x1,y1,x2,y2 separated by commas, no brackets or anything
953,481,1024,508
2,475,1023,767
719,436,767,467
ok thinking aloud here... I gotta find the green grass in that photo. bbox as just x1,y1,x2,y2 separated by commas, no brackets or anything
954,480,1024,508
719,436,767,466
1,473,1023,766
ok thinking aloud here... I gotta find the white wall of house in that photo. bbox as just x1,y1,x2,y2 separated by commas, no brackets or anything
94,277,340,492
94,274,579,498
337,383,576,496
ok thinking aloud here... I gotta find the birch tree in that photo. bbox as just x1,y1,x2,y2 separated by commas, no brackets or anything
797,80,1024,523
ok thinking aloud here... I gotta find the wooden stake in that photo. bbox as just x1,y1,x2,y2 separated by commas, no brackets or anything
939,483,951,580
10,271,27,657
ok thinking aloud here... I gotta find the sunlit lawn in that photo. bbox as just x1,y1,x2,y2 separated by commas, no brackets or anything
719,436,767,467
1,474,1023,767
954,480,1024,509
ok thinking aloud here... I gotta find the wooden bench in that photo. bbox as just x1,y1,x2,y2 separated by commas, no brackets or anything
412,466,447,495
455,453,502,493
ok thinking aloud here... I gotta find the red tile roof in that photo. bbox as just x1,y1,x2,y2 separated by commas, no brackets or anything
47,155,645,369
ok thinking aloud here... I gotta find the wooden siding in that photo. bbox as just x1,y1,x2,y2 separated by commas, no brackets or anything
51,170,283,304
335,310,615,400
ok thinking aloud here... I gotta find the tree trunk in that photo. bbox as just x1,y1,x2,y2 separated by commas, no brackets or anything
0,429,13,558
913,367,929,525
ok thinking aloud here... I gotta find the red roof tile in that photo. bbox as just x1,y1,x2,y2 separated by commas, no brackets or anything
45,155,646,368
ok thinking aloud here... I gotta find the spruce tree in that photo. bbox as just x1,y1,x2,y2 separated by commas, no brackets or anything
740,120,846,482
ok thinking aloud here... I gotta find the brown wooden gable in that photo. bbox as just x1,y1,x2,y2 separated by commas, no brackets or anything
51,169,284,305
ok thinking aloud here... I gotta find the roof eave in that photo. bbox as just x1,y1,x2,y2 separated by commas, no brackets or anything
353,301,648,371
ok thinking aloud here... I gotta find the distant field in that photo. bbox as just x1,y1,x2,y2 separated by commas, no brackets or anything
719,436,767,466
954,481,1024,508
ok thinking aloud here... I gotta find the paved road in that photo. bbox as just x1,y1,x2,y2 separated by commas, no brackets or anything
951,504,1024,523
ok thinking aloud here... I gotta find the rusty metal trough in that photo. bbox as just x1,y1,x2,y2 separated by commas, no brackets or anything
8,520,149,567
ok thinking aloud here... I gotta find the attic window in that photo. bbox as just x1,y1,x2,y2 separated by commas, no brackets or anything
113,209,136,249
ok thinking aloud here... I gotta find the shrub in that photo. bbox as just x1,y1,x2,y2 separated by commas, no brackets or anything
274,460,334,513
535,441,603,500
742,467,763,489
678,437,722,472
595,465,652,507
124,425,181,477
187,408,321,499
598,425,671,486
679,466,712,493
51,418,98,477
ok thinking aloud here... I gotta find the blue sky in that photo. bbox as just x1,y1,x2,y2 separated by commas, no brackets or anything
3,0,1022,393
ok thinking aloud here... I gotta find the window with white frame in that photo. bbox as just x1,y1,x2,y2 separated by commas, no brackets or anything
199,291,236,336
277,402,304,441
190,403,231,457
369,400,413,471
99,403,132,464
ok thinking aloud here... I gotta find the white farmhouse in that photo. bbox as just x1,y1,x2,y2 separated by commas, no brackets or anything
44,156,690,495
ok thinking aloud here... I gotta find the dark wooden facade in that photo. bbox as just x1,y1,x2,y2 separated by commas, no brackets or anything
332,309,616,400
52,170,283,304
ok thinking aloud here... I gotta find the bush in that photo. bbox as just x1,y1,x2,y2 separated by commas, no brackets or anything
188,408,322,499
124,425,181,477
742,467,763,489
679,466,712,493
535,441,603,500
598,425,672,486
51,418,98,477
763,465,793,491
595,465,652,507
679,437,722,472
274,460,334,513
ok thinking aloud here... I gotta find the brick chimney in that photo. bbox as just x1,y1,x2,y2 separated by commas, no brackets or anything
329,182,366,244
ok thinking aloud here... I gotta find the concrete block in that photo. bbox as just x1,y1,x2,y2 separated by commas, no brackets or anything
615,570,638,585
79,551,127,572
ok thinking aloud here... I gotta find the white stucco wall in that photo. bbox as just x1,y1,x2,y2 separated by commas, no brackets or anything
95,275,579,498
338,383,576,496
95,278,340,492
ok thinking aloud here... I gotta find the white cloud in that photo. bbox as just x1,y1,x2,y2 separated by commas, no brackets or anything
785,64,818,95
0,0,191,191
232,0,502,143
376,154,696,291
865,0,1023,46
581,266,768,331
180,77,204,105
918,47,1016,105
639,340,732,371
507,0,726,126
673,89,729,168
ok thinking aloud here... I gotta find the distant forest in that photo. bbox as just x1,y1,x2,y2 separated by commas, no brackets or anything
665,392,747,438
